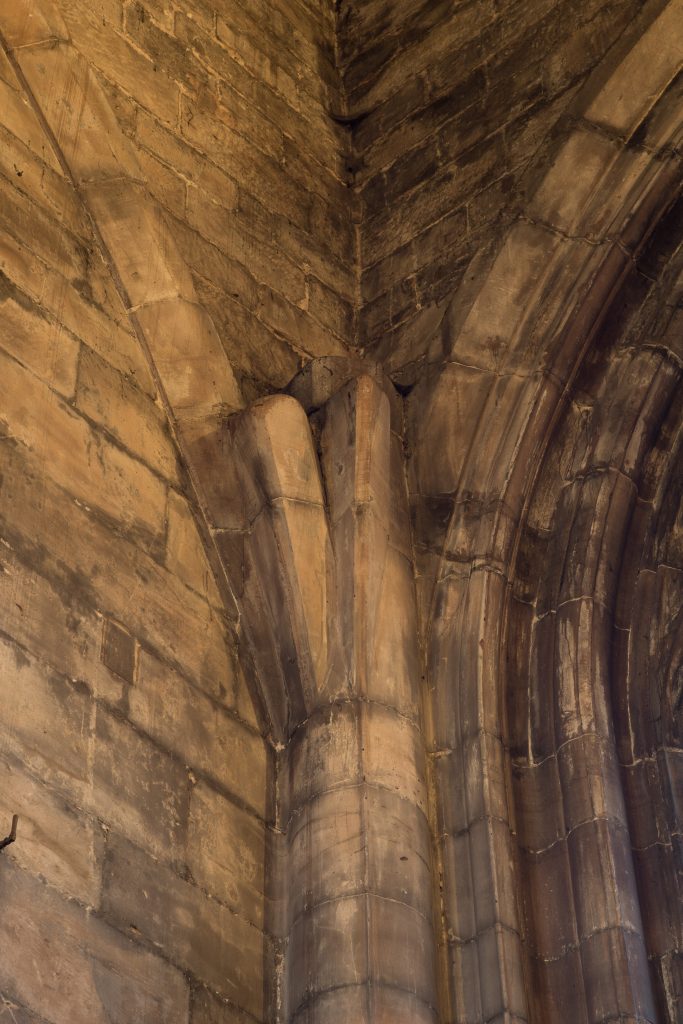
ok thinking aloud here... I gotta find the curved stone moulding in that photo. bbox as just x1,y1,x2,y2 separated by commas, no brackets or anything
507,332,682,1022
219,364,439,1022
408,3,683,1020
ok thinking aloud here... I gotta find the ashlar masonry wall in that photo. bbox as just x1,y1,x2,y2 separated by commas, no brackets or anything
57,0,354,401
338,0,650,371
0,6,290,1022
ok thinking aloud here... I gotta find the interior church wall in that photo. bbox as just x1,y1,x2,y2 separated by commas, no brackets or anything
0,0,681,1022
0,10,274,1022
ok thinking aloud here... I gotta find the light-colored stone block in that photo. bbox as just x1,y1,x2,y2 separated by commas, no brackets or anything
85,180,195,307
0,346,167,540
136,296,242,418
0,0,68,49
0,754,102,905
17,43,142,184
131,649,267,817
76,345,180,484
187,779,267,927
0,293,79,397
0,859,189,1024
166,488,221,602
585,0,683,136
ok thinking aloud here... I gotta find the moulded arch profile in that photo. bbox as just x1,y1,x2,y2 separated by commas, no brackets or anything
418,5,683,1021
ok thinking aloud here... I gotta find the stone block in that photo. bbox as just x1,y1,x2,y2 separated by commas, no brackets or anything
102,831,265,1019
633,842,681,957
448,937,482,1023
75,345,181,484
60,2,180,126
622,758,668,850
166,490,221,604
0,634,92,797
521,840,577,958
0,233,152,389
101,618,137,684
443,817,519,939
554,599,612,744
132,649,265,813
568,818,642,941
477,925,527,1020
0,291,79,398
410,360,494,497
123,1,210,98
85,181,194,308
0,859,189,1024
0,69,61,175
17,43,142,185
288,894,367,1013
365,784,434,921
449,221,560,371
512,757,564,852
91,707,188,862
0,121,89,243
179,105,308,231
0,347,167,541
441,832,477,943
0,441,235,700
528,129,633,237
285,702,361,819
581,925,656,1023
558,731,627,832
187,779,267,927
0,752,102,906
0,545,125,708
362,702,428,814
0,174,87,282
135,296,242,421
191,986,255,1024
368,895,437,1006
307,276,353,340
1,0,67,47
529,951,589,1024
428,570,505,749
186,193,307,307
137,145,188,219
584,0,683,137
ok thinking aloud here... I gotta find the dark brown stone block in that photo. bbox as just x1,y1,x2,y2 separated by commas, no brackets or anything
101,618,137,684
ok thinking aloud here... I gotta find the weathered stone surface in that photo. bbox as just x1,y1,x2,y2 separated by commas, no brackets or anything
584,0,683,136
0,291,79,398
102,832,266,1020
130,649,267,817
0,634,92,795
0,859,189,1024
165,488,221,604
0,441,235,698
187,778,267,927
91,706,189,862
17,42,142,184
0,753,103,906
75,345,181,484
0,346,167,540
